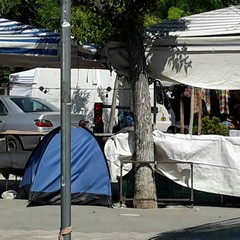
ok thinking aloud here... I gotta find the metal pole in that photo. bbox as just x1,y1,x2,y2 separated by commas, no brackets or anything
107,74,119,134
198,88,202,135
188,86,194,135
180,89,185,134
153,80,157,130
60,0,72,240
190,162,194,208
120,159,123,208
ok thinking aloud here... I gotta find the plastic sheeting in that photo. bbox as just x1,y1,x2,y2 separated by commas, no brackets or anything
104,128,134,183
104,129,240,197
153,130,240,197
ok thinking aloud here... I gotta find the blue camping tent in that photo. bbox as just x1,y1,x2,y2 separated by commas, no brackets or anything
17,127,112,206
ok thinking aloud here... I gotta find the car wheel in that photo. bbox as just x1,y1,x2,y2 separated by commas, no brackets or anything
6,135,22,152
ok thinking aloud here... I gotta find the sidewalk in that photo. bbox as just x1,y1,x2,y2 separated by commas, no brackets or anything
1,175,240,239
1,198,240,240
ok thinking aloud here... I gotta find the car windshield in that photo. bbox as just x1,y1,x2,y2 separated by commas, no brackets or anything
10,97,60,113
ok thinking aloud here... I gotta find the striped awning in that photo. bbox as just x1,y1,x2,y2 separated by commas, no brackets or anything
0,18,105,69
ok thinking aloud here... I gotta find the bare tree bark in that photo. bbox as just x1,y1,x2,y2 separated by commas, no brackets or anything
133,72,157,208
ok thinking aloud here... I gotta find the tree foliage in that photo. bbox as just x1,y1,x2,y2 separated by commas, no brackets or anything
152,0,240,20
0,0,41,27
0,67,14,83
71,5,112,44
0,0,239,43
36,0,61,31
193,116,229,136
73,0,158,42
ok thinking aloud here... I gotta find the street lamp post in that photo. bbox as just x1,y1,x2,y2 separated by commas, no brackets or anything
60,0,72,240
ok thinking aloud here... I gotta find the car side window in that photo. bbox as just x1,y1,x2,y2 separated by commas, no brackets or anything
32,101,48,112
11,98,53,112
30,100,52,112
0,100,8,116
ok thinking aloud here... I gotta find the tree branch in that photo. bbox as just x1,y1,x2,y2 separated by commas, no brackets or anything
76,0,111,14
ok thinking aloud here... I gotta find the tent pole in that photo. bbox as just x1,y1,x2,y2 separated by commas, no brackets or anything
198,88,202,135
60,0,72,240
188,87,195,135
107,74,119,133
180,88,185,134
152,80,157,130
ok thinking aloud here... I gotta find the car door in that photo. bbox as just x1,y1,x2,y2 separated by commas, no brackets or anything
0,99,8,131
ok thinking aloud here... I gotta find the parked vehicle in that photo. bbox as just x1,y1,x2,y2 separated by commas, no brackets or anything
0,96,83,151
9,68,174,135
93,79,175,134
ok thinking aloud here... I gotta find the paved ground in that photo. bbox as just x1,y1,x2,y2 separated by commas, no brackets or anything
1,176,240,239
1,198,240,240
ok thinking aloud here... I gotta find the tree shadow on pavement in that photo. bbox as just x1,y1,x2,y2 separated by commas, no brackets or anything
149,217,240,240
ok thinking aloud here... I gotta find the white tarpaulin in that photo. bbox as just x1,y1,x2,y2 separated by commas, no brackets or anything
153,130,240,197
104,129,240,197
104,128,134,182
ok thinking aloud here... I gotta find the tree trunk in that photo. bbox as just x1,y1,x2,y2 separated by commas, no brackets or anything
133,72,157,209
127,33,157,209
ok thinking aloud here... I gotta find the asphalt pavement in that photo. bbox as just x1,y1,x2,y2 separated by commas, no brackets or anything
1,176,240,240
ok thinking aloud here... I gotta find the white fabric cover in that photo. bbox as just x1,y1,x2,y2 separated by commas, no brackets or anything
104,129,240,197
104,128,135,182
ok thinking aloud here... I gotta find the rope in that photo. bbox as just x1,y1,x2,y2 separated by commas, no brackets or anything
58,226,73,240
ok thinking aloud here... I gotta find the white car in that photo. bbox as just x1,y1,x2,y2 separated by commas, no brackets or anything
0,96,83,151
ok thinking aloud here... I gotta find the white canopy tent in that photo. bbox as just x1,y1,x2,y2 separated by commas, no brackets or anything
9,69,35,96
105,5,240,90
